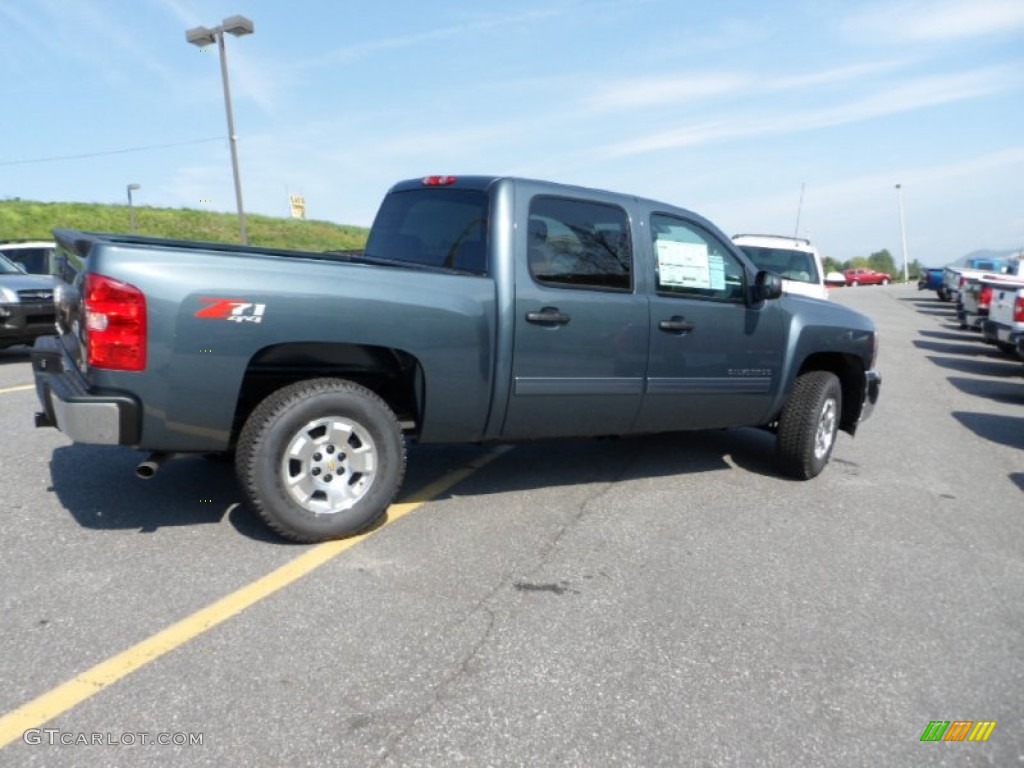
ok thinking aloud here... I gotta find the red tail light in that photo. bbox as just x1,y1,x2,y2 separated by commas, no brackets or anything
979,285,992,310
84,273,147,371
1015,295,1024,323
422,175,456,186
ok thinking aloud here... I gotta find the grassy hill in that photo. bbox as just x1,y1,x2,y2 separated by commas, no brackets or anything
0,199,369,252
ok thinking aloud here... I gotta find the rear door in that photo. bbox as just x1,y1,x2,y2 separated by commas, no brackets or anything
501,193,649,439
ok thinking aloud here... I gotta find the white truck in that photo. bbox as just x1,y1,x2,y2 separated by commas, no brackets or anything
957,259,1024,331
731,234,828,300
981,274,1024,359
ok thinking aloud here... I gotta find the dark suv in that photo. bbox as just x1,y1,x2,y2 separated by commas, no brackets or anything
0,254,56,349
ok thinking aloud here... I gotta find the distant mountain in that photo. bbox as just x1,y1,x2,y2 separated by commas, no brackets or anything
957,248,1023,264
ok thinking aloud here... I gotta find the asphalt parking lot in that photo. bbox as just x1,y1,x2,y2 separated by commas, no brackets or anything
0,285,1021,767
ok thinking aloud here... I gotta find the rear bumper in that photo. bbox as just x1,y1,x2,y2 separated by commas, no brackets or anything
982,320,1021,347
31,335,140,445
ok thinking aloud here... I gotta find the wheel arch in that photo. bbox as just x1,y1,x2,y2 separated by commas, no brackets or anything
795,352,866,435
229,342,424,447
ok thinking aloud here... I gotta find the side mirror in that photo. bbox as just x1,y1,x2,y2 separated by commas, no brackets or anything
754,270,783,301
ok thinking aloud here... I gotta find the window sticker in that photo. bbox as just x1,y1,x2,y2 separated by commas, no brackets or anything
656,240,711,289
708,254,726,290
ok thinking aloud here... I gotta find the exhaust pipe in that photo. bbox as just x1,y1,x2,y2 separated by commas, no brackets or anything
135,451,174,479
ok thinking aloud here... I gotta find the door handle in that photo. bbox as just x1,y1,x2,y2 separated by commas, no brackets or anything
526,306,571,326
659,315,695,333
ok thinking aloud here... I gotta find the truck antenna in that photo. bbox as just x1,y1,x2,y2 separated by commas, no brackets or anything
794,182,805,240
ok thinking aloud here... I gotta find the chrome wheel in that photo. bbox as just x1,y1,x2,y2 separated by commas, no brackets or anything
281,416,378,515
814,397,838,460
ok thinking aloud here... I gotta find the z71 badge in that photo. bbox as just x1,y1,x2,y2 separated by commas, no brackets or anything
195,298,267,324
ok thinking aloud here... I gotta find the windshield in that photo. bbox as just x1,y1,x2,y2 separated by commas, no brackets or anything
737,245,819,285
364,188,489,274
0,254,25,274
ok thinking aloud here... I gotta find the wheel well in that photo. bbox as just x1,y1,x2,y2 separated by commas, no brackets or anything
229,342,424,446
796,352,866,433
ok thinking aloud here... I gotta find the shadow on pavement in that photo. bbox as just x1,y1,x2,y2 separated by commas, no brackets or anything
926,355,1024,378
947,377,1024,406
48,445,291,543
952,412,1024,451
918,329,976,343
914,339,999,357
48,428,787,540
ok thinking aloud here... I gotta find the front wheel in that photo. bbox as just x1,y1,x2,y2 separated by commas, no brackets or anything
881,278,890,285
776,371,842,480
236,378,406,542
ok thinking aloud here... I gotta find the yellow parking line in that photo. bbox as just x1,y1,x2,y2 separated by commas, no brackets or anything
0,384,33,395
0,445,510,749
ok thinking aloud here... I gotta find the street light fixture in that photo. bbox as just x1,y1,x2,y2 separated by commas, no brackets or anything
126,183,141,233
895,183,909,283
185,14,254,244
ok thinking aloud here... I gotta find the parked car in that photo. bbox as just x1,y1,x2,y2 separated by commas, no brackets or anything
917,267,947,299
825,271,846,287
956,260,1024,331
0,253,57,349
0,240,57,276
942,257,1014,305
981,275,1024,356
731,234,828,300
844,268,891,286
31,174,880,542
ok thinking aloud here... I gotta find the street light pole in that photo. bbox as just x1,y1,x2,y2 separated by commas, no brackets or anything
186,15,254,245
126,183,140,233
895,183,909,283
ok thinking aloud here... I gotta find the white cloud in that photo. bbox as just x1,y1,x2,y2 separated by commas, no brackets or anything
599,66,1017,158
843,0,1024,43
586,73,747,111
297,8,565,70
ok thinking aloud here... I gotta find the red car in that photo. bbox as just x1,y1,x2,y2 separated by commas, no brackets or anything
844,268,892,286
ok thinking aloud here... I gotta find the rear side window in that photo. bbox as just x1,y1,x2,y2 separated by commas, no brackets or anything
527,196,632,291
364,188,488,274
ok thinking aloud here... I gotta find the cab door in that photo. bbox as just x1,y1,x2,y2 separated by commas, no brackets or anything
500,194,649,439
634,212,785,432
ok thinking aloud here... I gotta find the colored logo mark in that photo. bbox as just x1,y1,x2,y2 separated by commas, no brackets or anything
920,720,996,742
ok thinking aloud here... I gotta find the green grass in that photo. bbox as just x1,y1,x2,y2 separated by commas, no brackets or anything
0,199,369,252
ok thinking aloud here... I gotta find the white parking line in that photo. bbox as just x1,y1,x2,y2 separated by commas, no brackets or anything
0,384,33,395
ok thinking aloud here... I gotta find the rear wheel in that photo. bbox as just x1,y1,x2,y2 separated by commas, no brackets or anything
850,280,860,287
236,378,406,542
776,371,842,480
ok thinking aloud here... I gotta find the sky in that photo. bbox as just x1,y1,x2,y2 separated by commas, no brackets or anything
1,0,1022,266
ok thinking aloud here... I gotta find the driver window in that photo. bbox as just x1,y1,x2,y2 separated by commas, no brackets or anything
650,214,745,301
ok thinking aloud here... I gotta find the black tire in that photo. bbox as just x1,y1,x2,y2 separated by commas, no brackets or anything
881,278,890,286
235,378,406,542
851,280,860,287
995,341,1017,355
776,371,842,480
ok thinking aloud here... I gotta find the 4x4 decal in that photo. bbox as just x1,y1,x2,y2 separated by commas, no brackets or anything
195,298,267,323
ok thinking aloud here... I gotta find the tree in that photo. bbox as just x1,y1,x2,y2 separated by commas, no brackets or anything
822,256,843,273
867,249,898,278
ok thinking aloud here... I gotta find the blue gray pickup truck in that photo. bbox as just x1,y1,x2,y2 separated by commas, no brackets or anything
31,175,881,541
